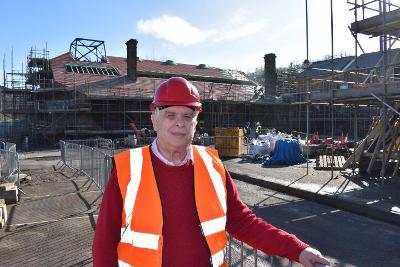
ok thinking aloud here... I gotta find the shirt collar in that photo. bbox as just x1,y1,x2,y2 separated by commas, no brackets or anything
151,138,193,166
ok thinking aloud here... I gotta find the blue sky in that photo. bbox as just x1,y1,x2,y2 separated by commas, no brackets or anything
0,0,393,85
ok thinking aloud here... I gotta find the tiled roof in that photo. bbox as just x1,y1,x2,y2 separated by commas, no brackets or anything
135,59,227,79
346,49,400,70
300,57,353,78
50,53,253,87
78,76,256,102
299,48,400,78
49,52,257,101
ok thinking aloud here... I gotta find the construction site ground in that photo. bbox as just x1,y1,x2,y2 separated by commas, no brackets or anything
0,149,399,266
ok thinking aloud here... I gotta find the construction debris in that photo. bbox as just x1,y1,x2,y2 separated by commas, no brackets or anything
0,183,18,204
0,199,6,229
343,102,400,176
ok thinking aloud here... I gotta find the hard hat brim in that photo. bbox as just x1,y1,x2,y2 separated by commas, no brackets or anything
149,102,202,111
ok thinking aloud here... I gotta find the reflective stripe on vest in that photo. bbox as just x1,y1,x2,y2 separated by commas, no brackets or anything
115,146,163,267
118,259,132,267
193,145,228,265
195,146,227,213
120,229,160,250
114,145,227,267
212,247,227,267
123,148,142,232
201,216,226,236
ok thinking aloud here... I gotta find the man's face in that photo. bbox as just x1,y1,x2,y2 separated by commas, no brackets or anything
151,106,198,151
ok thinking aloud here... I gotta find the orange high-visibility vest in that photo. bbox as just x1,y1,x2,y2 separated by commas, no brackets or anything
114,145,228,267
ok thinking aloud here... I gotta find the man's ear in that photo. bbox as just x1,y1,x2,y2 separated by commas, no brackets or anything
150,113,157,132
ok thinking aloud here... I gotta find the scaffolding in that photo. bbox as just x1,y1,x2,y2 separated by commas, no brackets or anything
69,38,107,63
2,0,399,154
297,0,400,99
291,0,400,179
0,47,52,144
26,47,53,90
1,38,272,148
346,0,400,179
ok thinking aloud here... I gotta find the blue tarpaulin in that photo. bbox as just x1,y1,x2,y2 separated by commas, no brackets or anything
263,139,306,166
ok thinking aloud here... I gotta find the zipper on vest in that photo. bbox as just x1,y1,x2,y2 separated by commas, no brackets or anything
192,171,213,267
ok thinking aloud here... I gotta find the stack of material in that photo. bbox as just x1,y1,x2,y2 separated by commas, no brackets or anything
0,199,6,228
214,127,244,157
0,183,18,204
263,139,306,166
343,102,400,176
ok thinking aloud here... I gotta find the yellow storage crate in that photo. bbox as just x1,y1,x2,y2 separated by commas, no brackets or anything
215,136,242,149
214,127,244,157
215,127,243,137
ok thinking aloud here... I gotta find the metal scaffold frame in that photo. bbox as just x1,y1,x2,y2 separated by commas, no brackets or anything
70,38,107,63
293,0,400,180
346,0,400,180
1,41,273,148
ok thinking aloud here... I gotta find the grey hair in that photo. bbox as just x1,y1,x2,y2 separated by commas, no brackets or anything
153,107,199,120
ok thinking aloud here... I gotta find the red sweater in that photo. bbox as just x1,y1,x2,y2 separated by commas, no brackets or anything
92,150,308,266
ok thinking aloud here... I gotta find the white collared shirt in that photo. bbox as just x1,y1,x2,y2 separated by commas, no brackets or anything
151,139,193,166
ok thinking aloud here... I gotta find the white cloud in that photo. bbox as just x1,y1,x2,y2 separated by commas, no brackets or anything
231,8,248,23
137,15,216,46
237,53,264,72
282,18,302,33
221,20,266,41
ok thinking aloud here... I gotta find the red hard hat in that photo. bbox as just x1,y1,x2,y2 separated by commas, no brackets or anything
150,77,202,111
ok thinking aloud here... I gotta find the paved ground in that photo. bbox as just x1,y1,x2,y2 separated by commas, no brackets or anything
223,157,400,226
233,179,400,267
0,150,101,267
1,149,399,266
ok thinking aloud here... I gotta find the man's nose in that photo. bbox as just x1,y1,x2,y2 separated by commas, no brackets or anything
175,116,185,127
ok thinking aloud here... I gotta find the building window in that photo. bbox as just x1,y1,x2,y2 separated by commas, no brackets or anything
64,64,120,76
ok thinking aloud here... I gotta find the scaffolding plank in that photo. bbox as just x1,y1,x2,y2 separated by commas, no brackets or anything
350,8,400,36
310,83,400,103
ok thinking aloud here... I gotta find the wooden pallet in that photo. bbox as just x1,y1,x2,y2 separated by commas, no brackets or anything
342,102,400,177
315,155,346,170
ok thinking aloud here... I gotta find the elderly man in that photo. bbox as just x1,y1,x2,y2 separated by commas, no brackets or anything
92,77,330,267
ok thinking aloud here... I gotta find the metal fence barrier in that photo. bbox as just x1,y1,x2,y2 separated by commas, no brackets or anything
66,138,113,150
59,141,113,192
0,142,20,185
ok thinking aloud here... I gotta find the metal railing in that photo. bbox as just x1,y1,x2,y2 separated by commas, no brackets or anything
59,141,113,192
227,237,328,267
228,237,284,267
0,142,20,185
66,138,113,150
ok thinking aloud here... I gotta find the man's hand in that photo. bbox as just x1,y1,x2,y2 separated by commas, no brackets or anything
298,247,330,267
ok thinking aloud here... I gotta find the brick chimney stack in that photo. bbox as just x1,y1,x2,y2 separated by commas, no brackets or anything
264,53,277,97
126,39,138,82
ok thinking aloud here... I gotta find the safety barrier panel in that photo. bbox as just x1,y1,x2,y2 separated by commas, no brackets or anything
66,138,113,150
228,237,296,267
59,141,113,192
0,142,20,185
228,237,329,266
